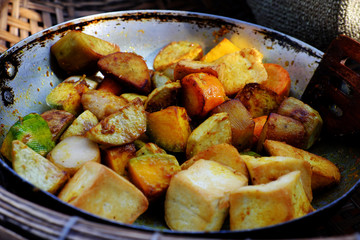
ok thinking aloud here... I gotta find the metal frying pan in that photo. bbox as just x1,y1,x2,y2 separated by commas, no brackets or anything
0,10,359,239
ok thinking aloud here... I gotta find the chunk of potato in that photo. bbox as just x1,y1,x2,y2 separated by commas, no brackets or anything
81,89,128,120
40,109,75,142
50,30,120,74
63,75,100,90
144,81,181,113
59,110,99,141
257,113,306,152
151,71,172,89
102,143,136,177
12,140,68,194
174,48,267,96
46,78,89,115
201,38,241,62
136,142,166,157
153,41,203,71
1,113,55,162
181,73,226,118
211,99,254,151
186,112,232,158
277,97,323,149
97,77,123,96
98,52,151,94
47,136,100,176
235,83,282,118
128,153,181,201
85,98,146,146
242,155,313,202
147,106,191,152
58,162,148,224
181,143,249,180
263,139,341,190
120,93,147,104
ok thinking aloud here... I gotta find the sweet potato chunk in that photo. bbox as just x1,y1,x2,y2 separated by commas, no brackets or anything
128,153,181,201
97,77,123,95
263,140,341,190
186,112,232,158
98,52,151,94
236,83,282,118
257,113,306,151
102,143,136,177
153,41,203,71
261,63,291,99
50,31,120,74
201,38,240,62
147,106,191,152
181,73,226,118
85,98,146,146
211,99,254,151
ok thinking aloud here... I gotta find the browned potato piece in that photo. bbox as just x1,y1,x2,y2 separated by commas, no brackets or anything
174,48,267,96
50,31,120,74
257,113,306,152
102,143,136,178
98,52,151,94
147,106,191,152
211,99,254,151
128,153,181,201
277,97,323,149
12,140,68,194
136,142,166,156
81,89,128,120
186,112,232,158
153,41,203,71
181,143,249,179
235,83,282,118
151,71,172,89
58,161,148,224
263,139,341,190
41,109,75,142
85,98,146,146
144,81,181,113
242,155,313,202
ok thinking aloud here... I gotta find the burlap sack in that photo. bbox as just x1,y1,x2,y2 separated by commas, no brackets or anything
246,0,360,51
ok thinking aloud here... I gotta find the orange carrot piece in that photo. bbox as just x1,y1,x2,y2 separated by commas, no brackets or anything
253,115,268,144
262,63,291,99
97,77,123,95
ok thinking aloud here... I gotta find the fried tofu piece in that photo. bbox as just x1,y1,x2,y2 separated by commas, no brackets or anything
128,153,181,201
186,112,232,158
85,98,146,146
174,48,267,96
181,143,249,180
153,41,203,71
263,140,341,190
277,97,323,149
58,162,148,224
201,38,241,62
229,171,314,230
40,109,75,142
59,110,99,141
165,159,248,231
147,106,191,152
98,52,151,94
242,155,313,201
12,140,68,194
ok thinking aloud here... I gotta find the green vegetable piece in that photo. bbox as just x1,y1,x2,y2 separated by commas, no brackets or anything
1,113,55,161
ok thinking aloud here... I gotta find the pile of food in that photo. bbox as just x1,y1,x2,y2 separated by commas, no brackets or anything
0,30,341,231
